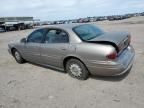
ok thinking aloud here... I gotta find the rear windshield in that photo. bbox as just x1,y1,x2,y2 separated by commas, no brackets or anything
73,24,104,41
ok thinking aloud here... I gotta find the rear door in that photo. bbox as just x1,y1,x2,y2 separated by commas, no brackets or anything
22,29,45,63
40,29,69,68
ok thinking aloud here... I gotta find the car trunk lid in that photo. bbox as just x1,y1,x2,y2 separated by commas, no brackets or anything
87,31,131,54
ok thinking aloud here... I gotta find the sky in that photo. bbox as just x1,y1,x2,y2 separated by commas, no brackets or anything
0,0,144,21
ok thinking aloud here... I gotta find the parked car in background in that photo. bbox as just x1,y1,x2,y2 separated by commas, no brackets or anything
8,24,135,80
0,27,5,32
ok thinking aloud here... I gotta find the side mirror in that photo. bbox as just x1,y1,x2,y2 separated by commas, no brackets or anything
20,38,26,43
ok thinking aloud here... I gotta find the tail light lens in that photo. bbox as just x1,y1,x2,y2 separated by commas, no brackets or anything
106,51,117,60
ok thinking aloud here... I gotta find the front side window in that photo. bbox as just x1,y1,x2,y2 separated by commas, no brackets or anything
73,24,104,41
45,29,69,43
27,29,44,43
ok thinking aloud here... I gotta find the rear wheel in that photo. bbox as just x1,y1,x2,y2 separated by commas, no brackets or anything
66,59,89,80
13,49,25,64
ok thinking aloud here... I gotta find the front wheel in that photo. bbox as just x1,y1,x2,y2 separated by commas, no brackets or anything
13,49,25,64
66,59,89,80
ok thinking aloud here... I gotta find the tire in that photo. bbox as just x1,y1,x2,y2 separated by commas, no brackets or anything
66,59,89,80
13,49,25,64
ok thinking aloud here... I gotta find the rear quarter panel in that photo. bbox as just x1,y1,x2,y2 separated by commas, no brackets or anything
75,42,115,63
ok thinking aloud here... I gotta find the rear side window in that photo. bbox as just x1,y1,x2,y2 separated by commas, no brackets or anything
44,29,69,43
27,29,44,43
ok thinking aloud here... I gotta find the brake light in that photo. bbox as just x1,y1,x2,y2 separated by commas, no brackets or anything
106,51,117,60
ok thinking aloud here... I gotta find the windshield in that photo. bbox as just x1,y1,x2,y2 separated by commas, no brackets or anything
73,24,104,41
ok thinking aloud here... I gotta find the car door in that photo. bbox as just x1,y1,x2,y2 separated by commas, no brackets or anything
22,29,45,63
40,29,69,68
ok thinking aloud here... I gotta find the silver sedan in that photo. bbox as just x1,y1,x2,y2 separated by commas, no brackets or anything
8,24,135,80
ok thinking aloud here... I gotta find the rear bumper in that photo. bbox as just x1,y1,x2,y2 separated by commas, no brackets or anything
86,45,135,76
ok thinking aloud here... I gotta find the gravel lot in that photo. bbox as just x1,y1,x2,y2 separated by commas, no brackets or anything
0,17,144,108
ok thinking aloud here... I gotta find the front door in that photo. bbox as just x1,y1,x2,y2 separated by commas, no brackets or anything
22,29,45,63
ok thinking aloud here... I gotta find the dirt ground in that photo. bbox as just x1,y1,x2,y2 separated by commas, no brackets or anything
0,17,144,108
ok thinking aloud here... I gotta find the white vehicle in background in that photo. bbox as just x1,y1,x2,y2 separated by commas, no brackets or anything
0,17,35,32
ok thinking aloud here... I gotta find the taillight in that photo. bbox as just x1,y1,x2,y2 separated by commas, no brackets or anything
106,51,117,60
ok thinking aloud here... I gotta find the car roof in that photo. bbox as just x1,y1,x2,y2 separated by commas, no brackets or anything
40,23,90,30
